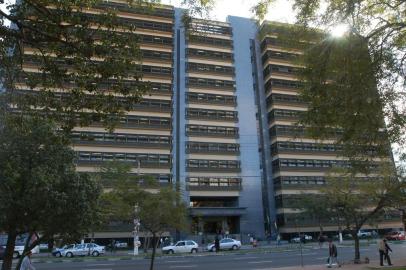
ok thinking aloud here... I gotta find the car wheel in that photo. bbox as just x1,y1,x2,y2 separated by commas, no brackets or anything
210,247,215,252
66,252,73,258
12,252,19,259
191,248,197,253
55,252,61,257
168,250,174,254
92,251,99,257
232,245,238,250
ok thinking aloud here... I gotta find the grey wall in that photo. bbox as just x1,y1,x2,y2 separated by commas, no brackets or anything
228,16,266,238
173,8,189,205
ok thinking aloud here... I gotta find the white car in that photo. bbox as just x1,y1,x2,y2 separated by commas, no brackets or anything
357,230,372,238
13,245,39,259
114,241,128,248
62,243,105,257
291,234,313,243
207,238,241,251
52,244,76,257
162,240,198,254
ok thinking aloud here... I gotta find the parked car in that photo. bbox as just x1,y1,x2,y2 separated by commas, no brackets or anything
162,240,198,254
114,241,128,248
291,234,313,243
357,230,372,238
52,244,76,257
0,246,5,260
207,238,241,251
0,234,39,259
61,243,105,257
39,243,49,250
385,231,405,241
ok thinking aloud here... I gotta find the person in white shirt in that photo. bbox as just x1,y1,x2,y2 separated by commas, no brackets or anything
20,250,36,270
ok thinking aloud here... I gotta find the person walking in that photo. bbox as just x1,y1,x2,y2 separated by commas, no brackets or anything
20,251,36,270
214,235,220,253
327,239,339,268
379,238,393,266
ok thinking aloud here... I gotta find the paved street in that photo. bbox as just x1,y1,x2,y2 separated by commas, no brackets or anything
5,242,405,270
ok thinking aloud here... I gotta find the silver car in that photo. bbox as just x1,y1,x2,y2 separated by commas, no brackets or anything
207,238,241,251
162,240,198,254
62,243,105,257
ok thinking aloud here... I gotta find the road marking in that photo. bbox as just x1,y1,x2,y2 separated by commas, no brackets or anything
86,264,115,266
248,260,273,264
169,265,197,268
166,260,191,263
83,268,113,270
233,256,260,260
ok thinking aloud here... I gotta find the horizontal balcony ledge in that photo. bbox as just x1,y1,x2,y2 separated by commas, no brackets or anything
274,167,332,172
186,185,242,191
72,141,172,149
76,161,171,169
132,107,172,113
187,85,236,92
273,150,340,156
186,42,234,50
186,116,238,122
187,56,234,63
187,100,237,106
189,207,246,217
186,150,240,155
186,168,241,172
186,132,239,138
90,123,172,130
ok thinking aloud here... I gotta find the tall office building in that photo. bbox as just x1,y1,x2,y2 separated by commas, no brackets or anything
12,1,401,240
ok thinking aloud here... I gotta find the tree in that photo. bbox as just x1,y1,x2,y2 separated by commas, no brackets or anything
293,195,333,236
322,166,405,262
0,114,101,270
182,0,406,155
138,188,187,270
0,0,153,131
294,0,406,158
99,162,187,270
298,32,391,170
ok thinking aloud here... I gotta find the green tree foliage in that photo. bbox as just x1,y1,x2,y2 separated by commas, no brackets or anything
299,32,391,170
139,188,187,270
0,114,101,270
99,162,187,270
322,166,405,262
293,0,406,155
292,195,333,234
0,0,155,131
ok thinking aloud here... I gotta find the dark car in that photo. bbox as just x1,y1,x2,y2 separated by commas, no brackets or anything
0,245,5,260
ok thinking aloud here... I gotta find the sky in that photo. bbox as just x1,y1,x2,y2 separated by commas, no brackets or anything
161,0,296,23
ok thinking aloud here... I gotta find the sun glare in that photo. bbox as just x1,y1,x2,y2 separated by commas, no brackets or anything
331,24,348,37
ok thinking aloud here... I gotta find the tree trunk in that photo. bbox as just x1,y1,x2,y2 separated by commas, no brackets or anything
149,234,157,270
2,230,17,270
353,234,361,263
15,232,34,270
401,209,406,232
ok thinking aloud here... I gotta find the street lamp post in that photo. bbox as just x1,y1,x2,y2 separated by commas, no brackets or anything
134,205,140,256
295,219,304,268
133,160,141,256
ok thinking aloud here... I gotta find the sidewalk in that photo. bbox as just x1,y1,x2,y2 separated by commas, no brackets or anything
273,258,406,270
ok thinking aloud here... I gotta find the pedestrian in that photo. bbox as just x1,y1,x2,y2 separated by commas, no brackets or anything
379,238,393,266
277,234,281,246
20,250,36,270
214,235,220,253
327,239,339,268
318,234,325,248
